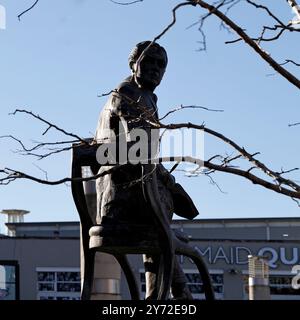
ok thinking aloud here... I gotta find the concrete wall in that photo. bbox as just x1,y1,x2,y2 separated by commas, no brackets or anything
124,239,300,300
0,238,79,299
1,218,300,300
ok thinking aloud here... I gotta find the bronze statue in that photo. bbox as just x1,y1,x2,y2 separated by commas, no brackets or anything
94,41,199,300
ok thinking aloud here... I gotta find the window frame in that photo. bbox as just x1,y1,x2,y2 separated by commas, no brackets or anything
36,267,80,300
139,268,224,300
0,260,20,300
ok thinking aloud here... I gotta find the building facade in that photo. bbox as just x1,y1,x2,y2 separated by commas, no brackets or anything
0,222,80,300
1,218,300,300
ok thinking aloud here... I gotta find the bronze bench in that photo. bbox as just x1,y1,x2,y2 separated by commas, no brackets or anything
71,141,215,300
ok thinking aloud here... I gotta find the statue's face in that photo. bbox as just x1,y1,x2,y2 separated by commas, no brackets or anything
133,48,167,91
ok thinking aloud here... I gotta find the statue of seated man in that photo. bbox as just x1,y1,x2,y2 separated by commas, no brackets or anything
95,41,199,300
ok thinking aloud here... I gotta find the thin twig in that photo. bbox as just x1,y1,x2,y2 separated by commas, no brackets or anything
0,135,79,159
18,0,40,21
192,0,300,90
149,119,300,192
159,104,224,121
109,0,143,5
288,122,300,127
280,59,300,67
153,2,197,43
97,90,115,98
32,163,48,181
205,173,227,194
9,109,86,144
0,166,119,186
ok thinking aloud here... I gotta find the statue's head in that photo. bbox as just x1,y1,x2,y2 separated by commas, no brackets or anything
128,41,168,91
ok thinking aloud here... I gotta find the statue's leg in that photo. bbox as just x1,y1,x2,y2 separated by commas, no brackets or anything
143,254,160,300
143,254,193,300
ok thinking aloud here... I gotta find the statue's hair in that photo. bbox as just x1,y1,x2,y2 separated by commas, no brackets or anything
128,41,168,71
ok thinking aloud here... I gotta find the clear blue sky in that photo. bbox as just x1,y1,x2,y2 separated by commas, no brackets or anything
0,0,299,229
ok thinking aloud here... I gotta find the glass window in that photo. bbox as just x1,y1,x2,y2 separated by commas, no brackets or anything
57,283,80,292
185,271,224,298
38,272,55,282
269,275,300,296
37,269,80,300
57,272,80,282
0,262,19,300
38,283,55,291
39,296,55,300
139,269,223,299
188,284,204,294
243,274,300,299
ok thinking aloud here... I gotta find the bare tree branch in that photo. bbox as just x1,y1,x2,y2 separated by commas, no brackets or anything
153,1,197,43
288,122,300,127
32,163,48,181
279,167,299,175
280,59,300,67
204,172,227,194
224,0,300,45
2,154,300,200
9,109,86,144
97,90,115,98
177,163,222,183
103,91,300,198
0,165,119,186
292,197,300,207
246,0,287,27
2,105,300,203
109,0,143,5
0,135,78,154
148,119,300,193
98,91,300,198
18,0,40,21
0,135,29,153
159,104,224,121
158,156,300,200
187,0,238,50
0,110,86,160
287,0,300,22
5,1,300,210
189,0,300,90
25,146,74,160
16,0,300,90
219,0,242,33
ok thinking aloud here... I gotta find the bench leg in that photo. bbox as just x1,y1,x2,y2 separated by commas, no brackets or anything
175,239,215,301
114,254,140,300
81,249,95,300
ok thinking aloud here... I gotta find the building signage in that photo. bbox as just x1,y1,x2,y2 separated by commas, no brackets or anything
182,246,300,269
